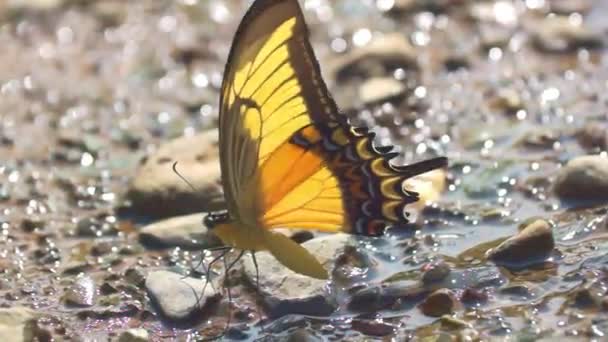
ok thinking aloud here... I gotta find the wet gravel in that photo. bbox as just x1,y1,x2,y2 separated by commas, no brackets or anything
2,0,608,340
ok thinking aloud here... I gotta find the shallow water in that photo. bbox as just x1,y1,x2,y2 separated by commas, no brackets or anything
2,0,608,340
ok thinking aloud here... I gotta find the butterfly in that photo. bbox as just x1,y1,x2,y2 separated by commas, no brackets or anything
205,0,447,279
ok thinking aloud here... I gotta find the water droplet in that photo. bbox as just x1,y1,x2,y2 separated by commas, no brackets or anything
411,31,430,46
57,26,74,44
192,73,209,88
81,153,94,167
200,104,213,117
525,0,545,10
540,87,560,105
331,37,347,53
493,1,517,26
352,28,372,47
210,2,230,23
376,0,394,12
414,86,427,98
157,111,171,124
488,47,503,61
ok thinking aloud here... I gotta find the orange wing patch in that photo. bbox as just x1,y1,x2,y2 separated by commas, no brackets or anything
258,127,346,232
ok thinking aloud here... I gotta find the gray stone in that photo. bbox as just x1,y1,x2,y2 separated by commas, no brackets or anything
531,16,602,53
359,77,406,105
285,329,323,342
145,270,219,321
118,328,149,342
554,155,608,201
486,219,555,267
329,33,417,83
0,307,39,342
242,234,353,318
64,275,96,307
576,122,608,150
6,0,63,10
549,0,592,15
127,130,225,218
469,1,517,26
490,88,523,114
139,213,222,250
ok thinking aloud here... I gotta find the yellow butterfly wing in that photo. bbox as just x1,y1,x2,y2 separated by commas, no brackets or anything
219,0,342,227
217,0,447,278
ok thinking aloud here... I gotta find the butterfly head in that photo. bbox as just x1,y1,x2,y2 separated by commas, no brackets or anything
204,210,231,230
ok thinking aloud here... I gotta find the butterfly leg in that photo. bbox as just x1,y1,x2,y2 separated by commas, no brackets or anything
250,250,265,330
199,247,231,305
218,250,246,339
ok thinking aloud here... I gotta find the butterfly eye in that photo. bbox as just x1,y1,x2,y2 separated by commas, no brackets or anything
203,210,230,229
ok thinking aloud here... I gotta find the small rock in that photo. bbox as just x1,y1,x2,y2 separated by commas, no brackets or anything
21,217,45,232
554,155,608,201
75,216,118,237
242,234,353,318
382,0,453,14
490,88,523,114
99,283,118,295
479,24,514,49
329,33,418,83
126,131,225,218
419,288,459,317
380,0,415,14
403,167,447,212
351,319,395,337
459,328,480,341
519,129,559,149
569,282,604,309
469,1,518,26
421,261,451,284
486,219,555,267
549,0,592,15
64,275,96,307
285,328,323,342
124,268,146,287
23,318,53,342
530,16,602,53
443,55,470,71
6,0,64,10
0,307,39,342
145,270,219,321
333,245,374,281
348,284,427,313
576,122,608,150
224,326,250,340
90,240,114,256
461,288,488,305
139,213,222,250
359,77,406,105
118,328,149,342
439,316,472,329
499,283,535,299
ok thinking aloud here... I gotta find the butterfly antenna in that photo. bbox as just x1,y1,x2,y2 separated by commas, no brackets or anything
172,161,198,192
